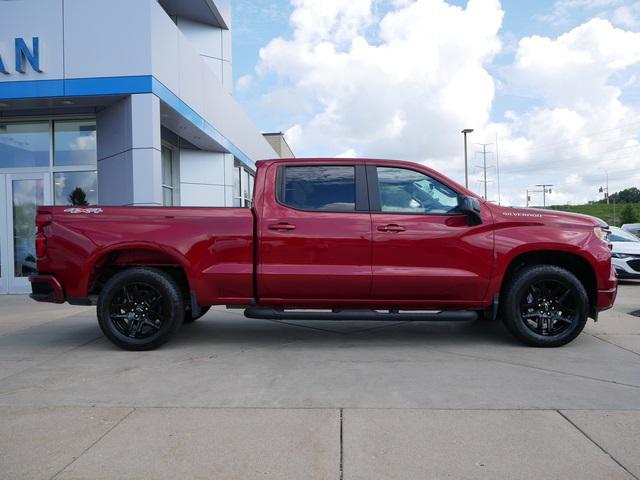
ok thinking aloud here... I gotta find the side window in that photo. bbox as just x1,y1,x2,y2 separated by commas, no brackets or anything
279,166,356,212
377,167,459,214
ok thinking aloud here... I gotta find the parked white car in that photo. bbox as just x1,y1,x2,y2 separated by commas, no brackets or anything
611,226,640,279
621,223,640,239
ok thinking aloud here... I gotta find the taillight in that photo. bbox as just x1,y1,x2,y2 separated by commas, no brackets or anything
35,213,51,258
36,233,46,258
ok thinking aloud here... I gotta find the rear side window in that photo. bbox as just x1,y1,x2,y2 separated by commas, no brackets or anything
279,166,356,211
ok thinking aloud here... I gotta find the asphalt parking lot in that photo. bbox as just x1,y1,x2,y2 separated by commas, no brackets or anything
1,282,639,479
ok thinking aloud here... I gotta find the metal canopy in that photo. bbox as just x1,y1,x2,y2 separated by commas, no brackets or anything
157,0,230,29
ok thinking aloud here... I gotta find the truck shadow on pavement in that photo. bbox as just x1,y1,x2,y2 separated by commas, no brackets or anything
166,314,528,350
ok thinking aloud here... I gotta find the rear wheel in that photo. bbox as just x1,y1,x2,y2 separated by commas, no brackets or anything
97,268,184,350
501,265,589,347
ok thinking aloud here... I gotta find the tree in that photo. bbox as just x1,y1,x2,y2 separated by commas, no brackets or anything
619,204,639,225
601,187,640,204
67,187,89,206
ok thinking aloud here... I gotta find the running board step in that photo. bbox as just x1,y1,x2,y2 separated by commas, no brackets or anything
244,308,478,322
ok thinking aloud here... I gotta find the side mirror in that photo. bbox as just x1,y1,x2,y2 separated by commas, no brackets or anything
458,196,482,226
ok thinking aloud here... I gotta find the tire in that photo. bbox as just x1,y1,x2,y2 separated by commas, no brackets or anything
97,268,184,350
184,306,210,324
501,265,589,347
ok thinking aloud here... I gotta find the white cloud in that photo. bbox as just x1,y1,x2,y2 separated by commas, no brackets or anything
258,0,503,163
540,0,624,25
236,74,254,91
255,1,640,206
336,148,359,157
498,18,640,204
612,1,640,27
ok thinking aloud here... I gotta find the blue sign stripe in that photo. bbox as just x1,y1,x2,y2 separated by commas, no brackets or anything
0,79,64,99
0,75,256,169
65,75,154,96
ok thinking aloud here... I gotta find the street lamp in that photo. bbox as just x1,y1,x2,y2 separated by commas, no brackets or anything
461,128,474,188
600,168,609,205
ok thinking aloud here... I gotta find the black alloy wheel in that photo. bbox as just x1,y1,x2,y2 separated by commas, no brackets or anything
502,265,589,347
97,268,184,350
109,283,167,339
519,279,579,337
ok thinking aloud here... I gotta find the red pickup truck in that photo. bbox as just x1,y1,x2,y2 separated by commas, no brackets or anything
29,158,617,350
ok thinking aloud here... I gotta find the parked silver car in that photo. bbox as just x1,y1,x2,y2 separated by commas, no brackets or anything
611,226,640,279
621,223,640,239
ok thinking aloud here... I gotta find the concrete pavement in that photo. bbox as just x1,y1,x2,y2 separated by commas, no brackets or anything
1,282,639,479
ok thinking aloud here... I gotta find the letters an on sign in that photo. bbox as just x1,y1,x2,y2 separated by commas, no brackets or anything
0,37,42,74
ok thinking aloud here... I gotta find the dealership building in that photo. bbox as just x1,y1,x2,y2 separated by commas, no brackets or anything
0,0,284,294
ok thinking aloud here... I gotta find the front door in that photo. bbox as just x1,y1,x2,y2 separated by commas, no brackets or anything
369,165,494,306
2,172,51,293
258,162,372,303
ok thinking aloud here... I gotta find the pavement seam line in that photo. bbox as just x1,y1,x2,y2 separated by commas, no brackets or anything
0,309,94,337
430,346,640,390
339,408,344,480
0,334,104,385
49,407,136,480
588,333,640,358
556,410,639,480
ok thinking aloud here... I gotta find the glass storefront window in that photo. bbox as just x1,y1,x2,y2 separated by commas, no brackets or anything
233,162,255,208
233,166,242,207
0,122,50,168
13,178,44,277
53,120,97,166
161,146,175,206
54,171,98,206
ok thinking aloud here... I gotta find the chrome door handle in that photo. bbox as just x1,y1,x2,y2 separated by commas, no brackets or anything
378,224,406,233
269,222,296,231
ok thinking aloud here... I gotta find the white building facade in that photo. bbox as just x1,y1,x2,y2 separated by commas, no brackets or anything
0,0,277,294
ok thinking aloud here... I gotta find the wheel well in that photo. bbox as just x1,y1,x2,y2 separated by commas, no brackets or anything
89,249,190,301
501,250,597,308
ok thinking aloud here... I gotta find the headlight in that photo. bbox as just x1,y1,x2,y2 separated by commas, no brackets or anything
593,227,610,243
612,252,630,259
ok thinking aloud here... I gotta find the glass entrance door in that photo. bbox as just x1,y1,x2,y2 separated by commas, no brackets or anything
3,173,51,293
0,175,6,294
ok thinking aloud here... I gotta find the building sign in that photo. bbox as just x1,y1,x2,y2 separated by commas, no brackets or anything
0,37,42,74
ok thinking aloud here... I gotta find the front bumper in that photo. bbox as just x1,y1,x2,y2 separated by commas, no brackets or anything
612,256,640,278
596,287,617,311
28,275,65,304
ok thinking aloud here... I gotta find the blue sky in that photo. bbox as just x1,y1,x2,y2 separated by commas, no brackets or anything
229,0,640,205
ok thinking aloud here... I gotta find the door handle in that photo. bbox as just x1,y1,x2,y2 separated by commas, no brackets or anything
269,222,296,231
377,224,406,233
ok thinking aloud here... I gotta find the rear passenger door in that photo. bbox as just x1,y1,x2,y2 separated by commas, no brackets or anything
258,162,372,303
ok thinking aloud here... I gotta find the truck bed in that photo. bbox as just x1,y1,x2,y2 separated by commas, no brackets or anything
35,206,255,305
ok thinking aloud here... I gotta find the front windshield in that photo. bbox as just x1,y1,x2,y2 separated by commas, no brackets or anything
611,228,640,242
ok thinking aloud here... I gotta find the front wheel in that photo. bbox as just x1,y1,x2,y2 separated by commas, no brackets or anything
97,268,184,350
501,265,589,347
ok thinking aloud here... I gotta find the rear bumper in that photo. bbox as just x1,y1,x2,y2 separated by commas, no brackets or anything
28,275,64,304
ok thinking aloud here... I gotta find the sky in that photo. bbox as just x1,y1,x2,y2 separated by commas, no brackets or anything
231,0,640,206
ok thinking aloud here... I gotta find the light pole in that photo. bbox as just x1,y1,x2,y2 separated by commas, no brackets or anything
599,168,610,205
461,128,474,189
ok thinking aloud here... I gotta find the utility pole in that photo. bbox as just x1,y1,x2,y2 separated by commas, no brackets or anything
476,143,493,200
461,129,474,189
535,184,554,207
526,189,531,208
